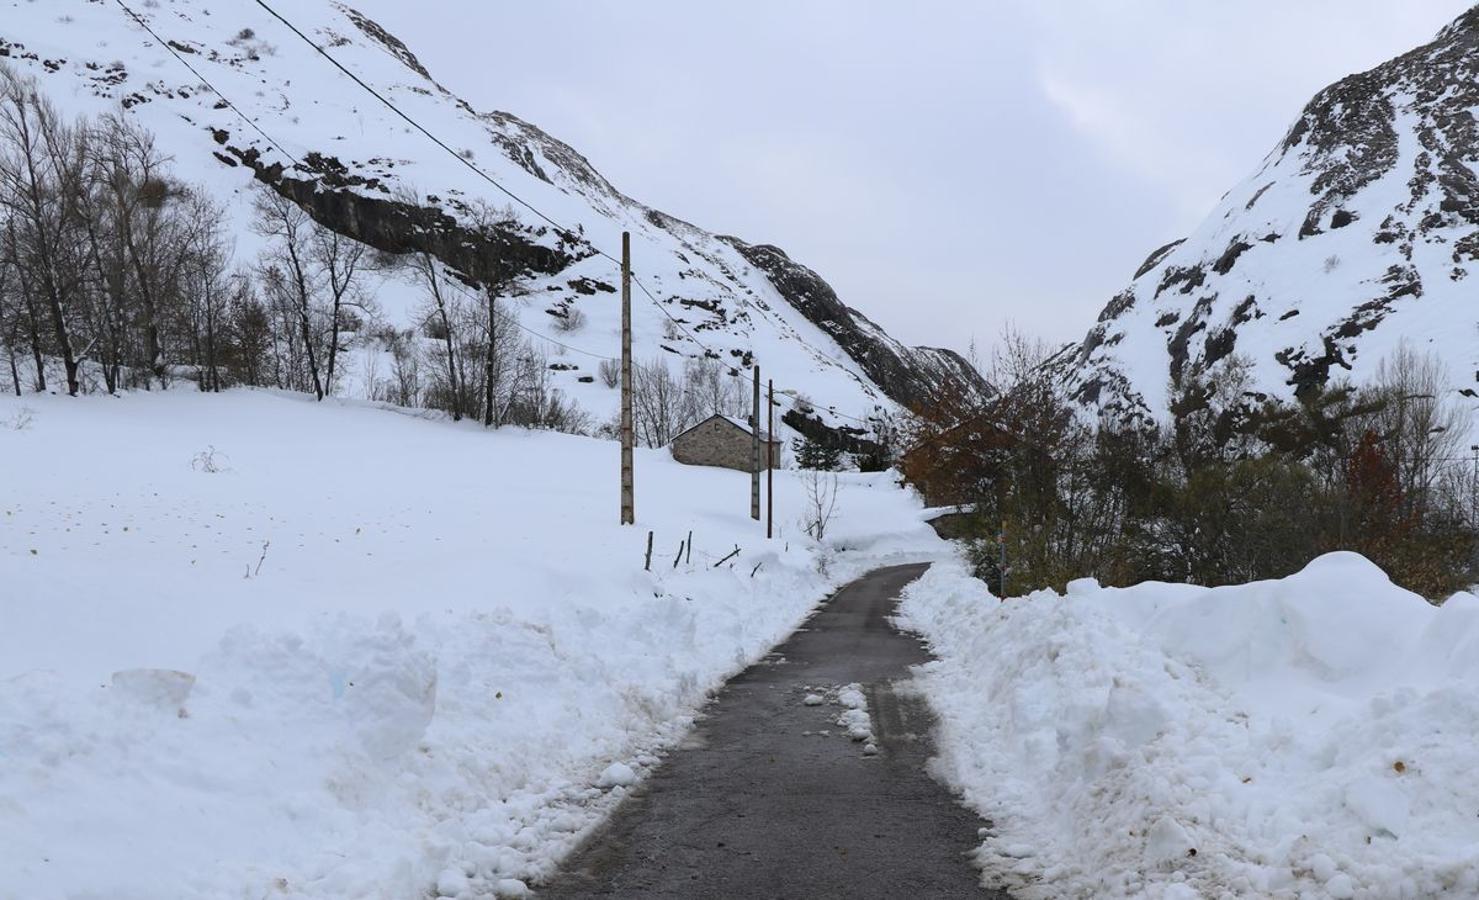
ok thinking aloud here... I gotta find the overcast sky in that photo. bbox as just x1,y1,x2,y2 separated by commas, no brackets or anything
353,1,1472,357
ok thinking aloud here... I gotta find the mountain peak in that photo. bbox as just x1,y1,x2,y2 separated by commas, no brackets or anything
1434,3,1479,44
1059,5,1479,427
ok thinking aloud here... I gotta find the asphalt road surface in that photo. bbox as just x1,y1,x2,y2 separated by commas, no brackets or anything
538,563,1011,899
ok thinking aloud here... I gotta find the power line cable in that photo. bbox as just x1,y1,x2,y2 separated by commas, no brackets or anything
250,0,735,369
439,279,618,362
114,0,618,366
112,0,300,165
250,0,583,243
215,0,885,427
507,317,618,362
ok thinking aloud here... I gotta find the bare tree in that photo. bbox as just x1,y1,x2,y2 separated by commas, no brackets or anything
632,355,699,447
452,202,537,427
182,218,232,392
0,67,89,395
311,219,369,397
253,189,325,399
473,292,527,427
225,272,271,388
686,356,746,418
91,113,193,387
801,469,840,541
0,247,19,395
1367,342,1471,519
598,357,619,389
1,220,45,391
406,249,463,419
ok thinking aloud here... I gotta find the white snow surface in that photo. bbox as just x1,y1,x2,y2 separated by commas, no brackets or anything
898,554,1479,899
834,682,873,742
0,389,945,899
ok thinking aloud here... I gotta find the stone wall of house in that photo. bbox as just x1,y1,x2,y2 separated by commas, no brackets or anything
671,419,780,473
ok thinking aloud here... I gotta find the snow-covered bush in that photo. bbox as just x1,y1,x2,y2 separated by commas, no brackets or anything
553,306,587,334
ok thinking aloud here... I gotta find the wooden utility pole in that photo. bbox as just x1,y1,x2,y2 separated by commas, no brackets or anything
999,520,1008,598
750,365,761,521
767,378,774,539
620,232,635,525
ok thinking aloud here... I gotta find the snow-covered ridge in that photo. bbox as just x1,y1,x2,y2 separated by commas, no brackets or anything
1057,5,1479,426
0,0,984,425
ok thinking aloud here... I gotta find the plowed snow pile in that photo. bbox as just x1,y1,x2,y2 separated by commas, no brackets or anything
899,555,1479,899
0,390,942,899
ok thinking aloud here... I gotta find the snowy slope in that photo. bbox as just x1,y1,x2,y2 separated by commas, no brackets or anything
1057,6,1479,426
901,556,1479,899
0,389,948,898
0,0,983,427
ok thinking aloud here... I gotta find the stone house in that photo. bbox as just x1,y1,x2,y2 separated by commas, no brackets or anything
670,414,781,473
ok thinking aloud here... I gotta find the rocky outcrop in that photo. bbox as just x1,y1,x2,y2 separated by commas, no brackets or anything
217,134,575,288
1058,7,1479,427
724,239,988,410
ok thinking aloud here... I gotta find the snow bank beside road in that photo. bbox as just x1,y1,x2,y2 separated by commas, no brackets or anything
0,390,943,899
899,554,1479,899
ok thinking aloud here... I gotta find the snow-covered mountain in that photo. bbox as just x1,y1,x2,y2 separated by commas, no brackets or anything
1058,6,1479,425
0,0,984,428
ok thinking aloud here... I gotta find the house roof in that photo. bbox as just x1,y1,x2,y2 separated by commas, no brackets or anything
671,413,781,445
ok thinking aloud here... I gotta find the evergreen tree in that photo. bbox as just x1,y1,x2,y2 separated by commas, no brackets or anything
793,435,842,471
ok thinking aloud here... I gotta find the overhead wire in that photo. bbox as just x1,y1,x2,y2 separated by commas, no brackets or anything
140,0,891,428
252,0,889,426
112,0,300,165
114,0,620,365
250,0,584,243
439,279,619,362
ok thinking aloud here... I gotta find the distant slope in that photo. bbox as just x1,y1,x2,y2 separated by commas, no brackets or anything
1056,6,1479,425
0,0,985,426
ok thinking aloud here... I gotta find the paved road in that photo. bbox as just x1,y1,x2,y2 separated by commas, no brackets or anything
538,563,1010,899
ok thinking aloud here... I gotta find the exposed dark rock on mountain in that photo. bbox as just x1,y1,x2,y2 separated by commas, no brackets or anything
1059,6,1479,426
724,239,986,411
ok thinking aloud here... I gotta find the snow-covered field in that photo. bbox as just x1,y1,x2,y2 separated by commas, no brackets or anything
0,389,942,900
17,388,1474,900
900,556,1479,899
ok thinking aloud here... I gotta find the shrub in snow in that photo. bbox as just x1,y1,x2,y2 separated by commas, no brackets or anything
190,445,229,473
800,470,840,541
597,358,619,388
3,407,34,431
552,306,586,333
